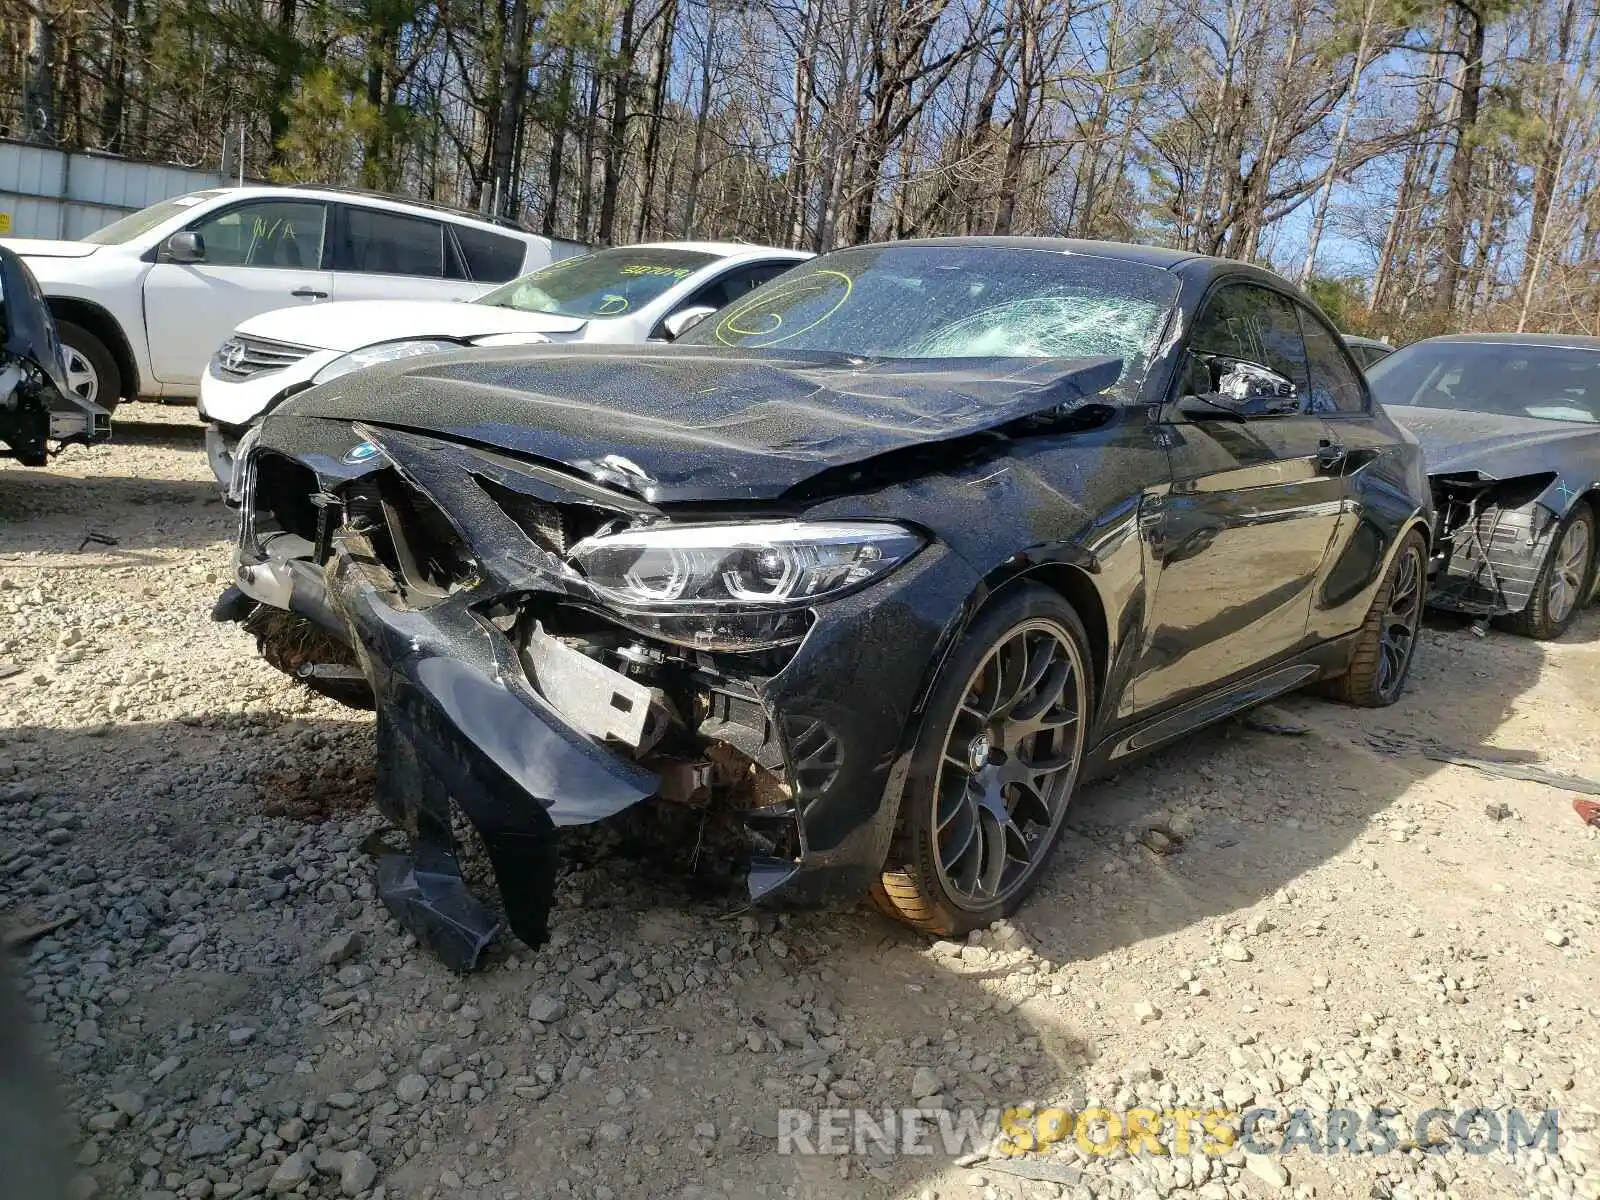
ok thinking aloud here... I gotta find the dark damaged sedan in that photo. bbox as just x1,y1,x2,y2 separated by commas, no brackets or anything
217,239,1432,969
1372,334,1600,639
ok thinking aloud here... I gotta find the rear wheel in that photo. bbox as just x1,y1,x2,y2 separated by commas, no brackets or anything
1327,529,1426,707
872,584,1091,936
1505,506,1596,640
55,321,122,413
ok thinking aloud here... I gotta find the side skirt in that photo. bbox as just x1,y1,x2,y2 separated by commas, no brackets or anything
1082,634,1357,779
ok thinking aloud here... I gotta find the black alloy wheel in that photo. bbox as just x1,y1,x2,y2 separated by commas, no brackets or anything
1327,528,1427,708
874,584,1091,935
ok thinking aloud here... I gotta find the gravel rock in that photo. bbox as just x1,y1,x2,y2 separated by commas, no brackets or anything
1245,1153,1289,1189
417,1044,456,1076
106,1092,146,1117
319,931,362,966
185,1125,240,1159
340,1151,378,1196
149,1056,182,1082
528,994,566,1024
395,1074,429,1104
352,1068,386,1094
267,1152,312,1194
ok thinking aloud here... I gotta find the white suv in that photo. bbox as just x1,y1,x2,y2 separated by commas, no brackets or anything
6,185,583,410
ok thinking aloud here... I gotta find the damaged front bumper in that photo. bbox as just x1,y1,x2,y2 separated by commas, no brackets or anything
228,424,976,969
1426,473,1566,616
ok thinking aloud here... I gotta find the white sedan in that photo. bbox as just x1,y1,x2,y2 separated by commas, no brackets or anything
198,241,810,488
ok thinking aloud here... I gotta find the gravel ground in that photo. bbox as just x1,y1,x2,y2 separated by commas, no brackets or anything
2,405,1598,1200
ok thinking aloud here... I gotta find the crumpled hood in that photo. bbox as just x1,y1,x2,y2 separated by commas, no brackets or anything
235,299,589,352
275,343,1122,501
1386,404,1600,477
7,238,101,259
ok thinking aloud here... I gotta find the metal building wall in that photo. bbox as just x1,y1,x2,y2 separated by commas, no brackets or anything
0,141,234,240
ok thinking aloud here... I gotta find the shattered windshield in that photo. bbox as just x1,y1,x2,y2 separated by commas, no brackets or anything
679,244,1178,394
476,246,718,319
1368,341,1600,424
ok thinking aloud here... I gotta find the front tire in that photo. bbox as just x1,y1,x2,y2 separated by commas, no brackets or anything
55,321,122,413
872,584,1092,936
1328,528,1426,707
1505,506,1595,640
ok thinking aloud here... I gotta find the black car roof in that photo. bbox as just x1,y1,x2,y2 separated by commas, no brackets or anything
866,236,1197,269
1416,332,1600,351
855,236,1259,277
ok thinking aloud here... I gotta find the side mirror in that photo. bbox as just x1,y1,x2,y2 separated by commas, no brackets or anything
1178,354,1301,420
164,231,206,264
659,306,716,341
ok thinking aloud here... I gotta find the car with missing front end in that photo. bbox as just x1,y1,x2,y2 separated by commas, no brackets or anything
0,245,109,466
1370,334,1600,639
215,238,1432,970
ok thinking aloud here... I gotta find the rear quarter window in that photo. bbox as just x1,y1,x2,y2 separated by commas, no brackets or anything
452,225,528,283
339,207,444,277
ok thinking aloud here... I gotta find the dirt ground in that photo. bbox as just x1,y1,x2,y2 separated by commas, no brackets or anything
1,405,1597,1200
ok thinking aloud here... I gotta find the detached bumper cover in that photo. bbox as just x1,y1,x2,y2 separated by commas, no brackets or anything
325,538,656,967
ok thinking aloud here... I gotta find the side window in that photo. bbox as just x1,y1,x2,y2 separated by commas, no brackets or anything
452,225,527,283
1187,284,1309,395
680,262,793,312
338,207,444,277
188,202,326,269
1299,309,1368,413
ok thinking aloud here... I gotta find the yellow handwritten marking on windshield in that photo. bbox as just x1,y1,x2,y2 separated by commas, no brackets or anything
713,269,853,348
619,264,693,279
596,294,630,316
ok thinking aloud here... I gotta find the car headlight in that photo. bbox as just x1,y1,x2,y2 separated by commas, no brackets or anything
570,521,924,608
312,339,462,385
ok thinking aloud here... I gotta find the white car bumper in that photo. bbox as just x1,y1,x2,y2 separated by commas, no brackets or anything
198,352,339,488
197,351,340,428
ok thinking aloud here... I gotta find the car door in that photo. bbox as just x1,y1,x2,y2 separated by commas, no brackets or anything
328,204,482,304
1297,304,1401,640
143,198,333,388
1134,281,1347,713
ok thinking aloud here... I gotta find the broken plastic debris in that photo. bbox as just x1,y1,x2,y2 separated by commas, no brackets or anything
1241,705,1309,736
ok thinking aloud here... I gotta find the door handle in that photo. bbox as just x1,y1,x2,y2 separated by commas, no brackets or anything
1316,439,1347,470
290,287,328,300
